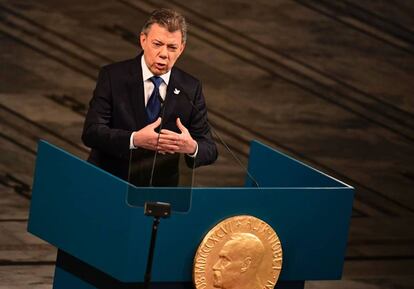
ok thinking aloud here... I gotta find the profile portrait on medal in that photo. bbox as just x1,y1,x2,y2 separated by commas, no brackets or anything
212,233,265,289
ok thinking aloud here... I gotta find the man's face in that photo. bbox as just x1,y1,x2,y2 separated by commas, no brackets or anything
212,242,242,289
140,23,185,75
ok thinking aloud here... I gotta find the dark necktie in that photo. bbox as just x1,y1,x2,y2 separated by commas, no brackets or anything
146,76,163,123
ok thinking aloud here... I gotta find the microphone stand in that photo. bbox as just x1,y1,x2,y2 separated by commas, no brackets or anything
143,202,171,289
178,87,260,187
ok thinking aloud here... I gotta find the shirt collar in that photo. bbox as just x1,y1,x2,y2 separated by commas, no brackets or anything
141,55,171,85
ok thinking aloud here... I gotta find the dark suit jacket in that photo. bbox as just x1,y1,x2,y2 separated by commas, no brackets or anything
82,55,217,185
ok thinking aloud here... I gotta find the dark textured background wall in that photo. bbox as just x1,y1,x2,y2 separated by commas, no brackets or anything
0,0,413,288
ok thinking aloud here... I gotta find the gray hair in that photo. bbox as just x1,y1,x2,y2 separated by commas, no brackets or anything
141,8,187,43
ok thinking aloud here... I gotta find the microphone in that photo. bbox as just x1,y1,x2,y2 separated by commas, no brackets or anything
178,86,260,188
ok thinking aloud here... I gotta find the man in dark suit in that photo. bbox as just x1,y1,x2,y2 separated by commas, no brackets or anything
82,8,217,186
55,9,217,288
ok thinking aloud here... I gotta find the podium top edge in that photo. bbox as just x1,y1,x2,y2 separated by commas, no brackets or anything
37,140,355,190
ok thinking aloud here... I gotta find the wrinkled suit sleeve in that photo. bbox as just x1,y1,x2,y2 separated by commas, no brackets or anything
82,67,132,158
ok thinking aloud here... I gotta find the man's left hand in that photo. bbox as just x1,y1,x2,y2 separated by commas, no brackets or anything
158,118,197,154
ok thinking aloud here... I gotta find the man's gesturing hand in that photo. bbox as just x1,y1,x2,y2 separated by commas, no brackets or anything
158,118,197,154
132,117,162,151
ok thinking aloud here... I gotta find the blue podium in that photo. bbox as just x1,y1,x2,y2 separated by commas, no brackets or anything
28,140,354,289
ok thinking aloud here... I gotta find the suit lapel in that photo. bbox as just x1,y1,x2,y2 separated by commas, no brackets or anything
127,55,147,129
163,68,178,124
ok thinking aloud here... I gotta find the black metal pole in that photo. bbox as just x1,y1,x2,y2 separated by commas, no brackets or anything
143,216,161,289
142,201,170,289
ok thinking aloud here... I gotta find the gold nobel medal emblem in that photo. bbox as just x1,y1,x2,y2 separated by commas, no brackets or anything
193,215,283,289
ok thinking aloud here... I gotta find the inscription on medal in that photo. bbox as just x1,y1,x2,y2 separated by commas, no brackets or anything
193,215,282,289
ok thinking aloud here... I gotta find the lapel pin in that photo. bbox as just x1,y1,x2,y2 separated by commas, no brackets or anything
174,88,180,95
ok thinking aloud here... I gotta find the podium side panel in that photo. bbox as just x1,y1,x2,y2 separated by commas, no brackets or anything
27,141,149,282
246,140,351,188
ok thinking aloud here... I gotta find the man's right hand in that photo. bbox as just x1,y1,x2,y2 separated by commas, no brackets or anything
132,118,162,151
